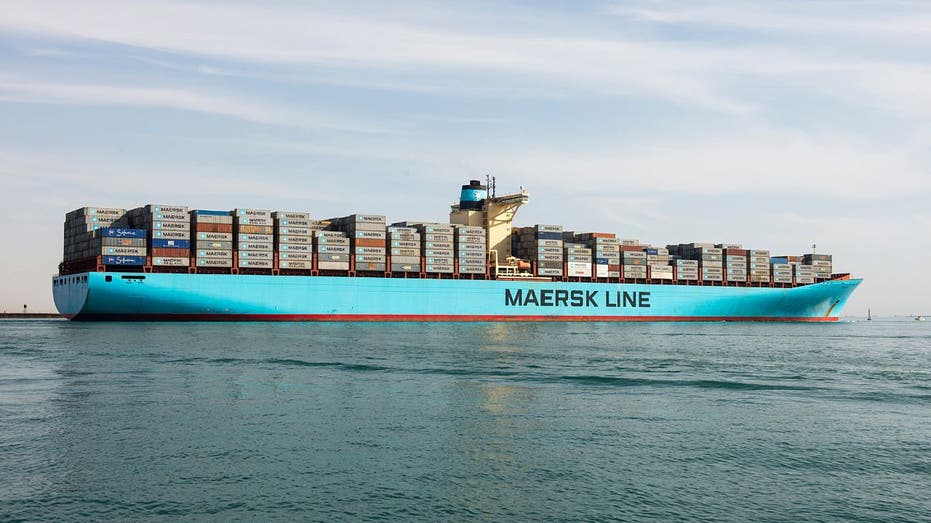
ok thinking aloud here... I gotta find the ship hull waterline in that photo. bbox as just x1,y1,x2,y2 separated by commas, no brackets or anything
53,272,861,322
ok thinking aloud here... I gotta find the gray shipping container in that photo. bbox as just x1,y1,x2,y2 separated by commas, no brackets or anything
318,261,350,270
239,251,273,260
391,263,421,272
196,258,233,267
279,261,312,270
390,256,421,264
239,259,273,268
152,257,190,267
273,211,310,220
316,245,350,254
279,252,312,261
197,232,233,241
239,234,274,243
239,242,273,251
278,244,311,252
197,250,233,259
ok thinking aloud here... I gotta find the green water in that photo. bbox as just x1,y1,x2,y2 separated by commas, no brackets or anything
1,320,929,521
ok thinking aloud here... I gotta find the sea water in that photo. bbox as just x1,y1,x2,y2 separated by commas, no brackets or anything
1,319,929,521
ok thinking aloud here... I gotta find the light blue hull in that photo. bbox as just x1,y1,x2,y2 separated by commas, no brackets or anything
52,272,861,322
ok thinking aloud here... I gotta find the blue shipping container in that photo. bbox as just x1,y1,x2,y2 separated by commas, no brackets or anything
99,227,146,238
192,209,230,216
595,258,610,265
102,255,146,265
645,248,659,255
151,239,191,249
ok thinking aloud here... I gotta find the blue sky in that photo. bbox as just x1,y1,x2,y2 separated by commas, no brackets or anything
1,0,929,315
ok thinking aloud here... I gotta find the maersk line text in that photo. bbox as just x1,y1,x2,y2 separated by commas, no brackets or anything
504,289,651,308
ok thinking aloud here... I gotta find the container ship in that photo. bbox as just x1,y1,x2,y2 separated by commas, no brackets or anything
53,180,860,321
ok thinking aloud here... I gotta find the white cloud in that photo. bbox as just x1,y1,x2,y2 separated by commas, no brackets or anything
0,76,395,134
4,0,931,118
474,135,931,199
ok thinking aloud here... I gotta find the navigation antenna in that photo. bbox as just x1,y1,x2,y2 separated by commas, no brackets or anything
486,175,496,198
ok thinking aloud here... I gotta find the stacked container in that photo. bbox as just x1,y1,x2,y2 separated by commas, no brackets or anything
273,211,313,270
577,233,619,278
621,250,647,279
417,223,455,274
724,248,748,283
795,263,816,284
386,226,421,273
772,263,793,284
455,225,487,275
63,207,127,263
644,247,672,280
749,250,771,283
803,253,833,280
96,227,147,267
680,244,722,282
564,242,593,277
192,210,234,269
513,225,563,277
315,230,350,270
234,209,274,270
127,205,191,268
675,259,699,281
329,214,387,272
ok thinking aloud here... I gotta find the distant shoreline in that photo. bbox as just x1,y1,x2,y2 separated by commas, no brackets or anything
0,313,62,319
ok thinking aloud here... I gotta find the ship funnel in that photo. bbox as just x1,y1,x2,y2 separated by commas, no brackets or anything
458,180,487,211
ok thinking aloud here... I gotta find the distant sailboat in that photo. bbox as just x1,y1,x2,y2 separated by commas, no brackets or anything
867,308,871,321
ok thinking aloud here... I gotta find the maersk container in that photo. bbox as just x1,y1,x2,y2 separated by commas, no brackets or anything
277,227,313,236
105,246,147,256
239,234,274,243
272,211,310,220
279,252,312,261
277,218,313,227
152,230,190,240
238,259,273,268
152,257,190,267
198,232,233,241
317,245,349,254
239,251,273,260
239,242,272,251
195,258,233,268
197,250,232,259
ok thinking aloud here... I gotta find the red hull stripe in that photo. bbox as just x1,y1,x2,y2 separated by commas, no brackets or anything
74,313,840,322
